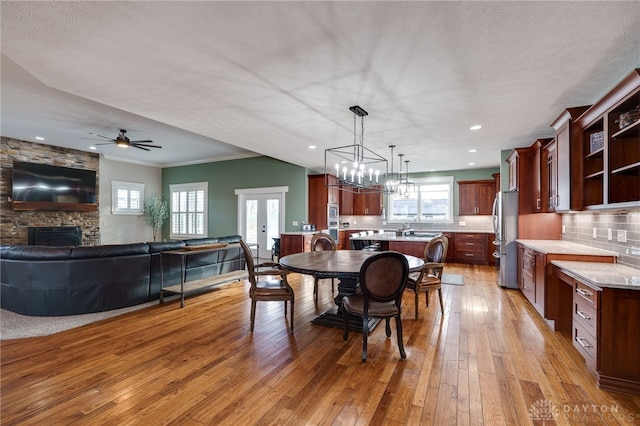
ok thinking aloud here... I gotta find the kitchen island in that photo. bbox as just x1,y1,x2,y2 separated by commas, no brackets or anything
548,260,640,395
515,240,617,318
349,232,440,257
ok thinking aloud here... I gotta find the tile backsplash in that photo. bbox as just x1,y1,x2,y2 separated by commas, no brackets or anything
562,208,640,268
338,215,494,233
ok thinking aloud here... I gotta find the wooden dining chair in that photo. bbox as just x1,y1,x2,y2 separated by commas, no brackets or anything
310,232,336,303
239,239,295,333
341,251,409,362
406,235,448,318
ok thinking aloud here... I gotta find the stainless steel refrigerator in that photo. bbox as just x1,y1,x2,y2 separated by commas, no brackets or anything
492,191,519,288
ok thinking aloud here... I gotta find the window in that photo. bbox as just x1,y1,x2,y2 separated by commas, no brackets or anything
388,176,453,224
170,182,207,239
111,181,144,215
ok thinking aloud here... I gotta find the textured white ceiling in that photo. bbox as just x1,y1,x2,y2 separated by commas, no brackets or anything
1,2,639,171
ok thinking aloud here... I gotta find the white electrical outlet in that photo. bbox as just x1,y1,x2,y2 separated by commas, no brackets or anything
459,221,466,227
617,229,628,243
592,227,597,238
607,229,613,241
562,225,566,234
292,221,298,226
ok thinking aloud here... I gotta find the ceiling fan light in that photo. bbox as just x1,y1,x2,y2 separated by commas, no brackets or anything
116,141,129,148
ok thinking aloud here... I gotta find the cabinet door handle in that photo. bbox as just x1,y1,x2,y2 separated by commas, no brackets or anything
576,310,591,321
576,336,592,349
576,288,593,297
465,253,474,257
537,198,541,209
465,242,475,246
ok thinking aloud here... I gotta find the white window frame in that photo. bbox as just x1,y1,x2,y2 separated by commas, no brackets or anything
169,182,208,239
111,180,144,215
388,176,454,224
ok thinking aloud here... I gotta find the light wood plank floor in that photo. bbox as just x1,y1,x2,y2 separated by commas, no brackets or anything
2,263,640,425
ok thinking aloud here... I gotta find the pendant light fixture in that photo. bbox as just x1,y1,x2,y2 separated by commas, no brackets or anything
324,106,387,193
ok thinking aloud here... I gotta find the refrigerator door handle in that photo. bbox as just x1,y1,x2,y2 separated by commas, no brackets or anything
491,194,499,236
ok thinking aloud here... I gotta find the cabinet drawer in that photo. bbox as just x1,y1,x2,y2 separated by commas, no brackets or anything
521,275,535,302
574,296,598,336
455,233,485,243
522,250,535,280
574,280,598,307
455,249,485,263
573,321,597,373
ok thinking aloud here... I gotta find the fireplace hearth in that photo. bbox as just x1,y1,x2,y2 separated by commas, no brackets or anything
28,226,82,247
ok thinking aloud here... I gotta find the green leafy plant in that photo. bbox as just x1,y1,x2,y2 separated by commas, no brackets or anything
143,193,169,242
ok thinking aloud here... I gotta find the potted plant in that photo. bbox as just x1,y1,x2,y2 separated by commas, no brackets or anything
143,193,169,242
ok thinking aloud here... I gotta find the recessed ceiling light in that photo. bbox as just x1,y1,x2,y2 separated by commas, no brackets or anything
470,125,482,130
468,149,477,153
89,146,97,150
308,145,316,149
468,162,475,166
35,136,45,141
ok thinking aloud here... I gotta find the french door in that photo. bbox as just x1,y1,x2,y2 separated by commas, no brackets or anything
236,187,287,261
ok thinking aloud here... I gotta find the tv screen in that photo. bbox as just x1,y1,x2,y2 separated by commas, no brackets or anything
11,161,96,204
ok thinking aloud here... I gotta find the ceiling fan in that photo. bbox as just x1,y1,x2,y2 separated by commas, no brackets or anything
81,129,162,151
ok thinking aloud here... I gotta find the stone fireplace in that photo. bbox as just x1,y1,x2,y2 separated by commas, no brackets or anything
1,137,100,246
28,226,82,246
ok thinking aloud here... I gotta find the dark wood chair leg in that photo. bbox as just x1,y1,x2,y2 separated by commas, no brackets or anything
438,288,444,315
290,299,294,333
250,300,257,332
395,315,406,359
313,277,319,303
414,288,419,320
385,318,391,337
362,315,368,362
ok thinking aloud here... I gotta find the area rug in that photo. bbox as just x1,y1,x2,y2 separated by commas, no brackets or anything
0,301,158,340
441,273,465,286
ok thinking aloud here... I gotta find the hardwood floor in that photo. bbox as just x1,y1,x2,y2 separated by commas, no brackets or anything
2,263,640,425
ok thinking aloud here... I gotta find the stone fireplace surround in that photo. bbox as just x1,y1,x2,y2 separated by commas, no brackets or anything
1,137,100,246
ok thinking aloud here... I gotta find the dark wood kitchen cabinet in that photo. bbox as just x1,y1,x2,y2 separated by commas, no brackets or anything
280,233,314,258
574,69,640,209
454,232,487,264
552,265,640,395
549,106,590,211
353,186,383,215
339,187,354,215
458,180,494,215
308,174,338,228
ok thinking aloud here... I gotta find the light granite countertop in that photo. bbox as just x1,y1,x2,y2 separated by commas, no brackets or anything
551,260,640,290
516,239,618,257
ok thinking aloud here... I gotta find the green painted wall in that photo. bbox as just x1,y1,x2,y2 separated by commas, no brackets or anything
162,156,308,239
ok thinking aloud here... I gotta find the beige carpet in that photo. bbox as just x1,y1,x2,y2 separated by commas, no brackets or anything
0,301,159,340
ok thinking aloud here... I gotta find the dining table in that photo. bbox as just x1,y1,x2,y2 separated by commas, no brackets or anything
279,250,424,332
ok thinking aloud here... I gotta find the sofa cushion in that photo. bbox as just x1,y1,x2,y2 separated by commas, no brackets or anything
184,237,220,246
147,241,186,253
70,243,149,259
0,245,73,260
217,235,242,244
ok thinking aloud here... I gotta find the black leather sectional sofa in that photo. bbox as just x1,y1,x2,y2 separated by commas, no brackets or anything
0,235,246,316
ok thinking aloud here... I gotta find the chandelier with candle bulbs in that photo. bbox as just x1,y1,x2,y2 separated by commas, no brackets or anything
324,106,388,193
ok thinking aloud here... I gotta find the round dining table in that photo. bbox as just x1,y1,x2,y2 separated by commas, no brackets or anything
279,250,424,332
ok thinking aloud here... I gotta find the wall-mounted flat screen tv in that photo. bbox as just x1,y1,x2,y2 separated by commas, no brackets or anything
11,161,97,206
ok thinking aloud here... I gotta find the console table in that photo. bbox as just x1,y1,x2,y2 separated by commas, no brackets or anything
159,243,247,307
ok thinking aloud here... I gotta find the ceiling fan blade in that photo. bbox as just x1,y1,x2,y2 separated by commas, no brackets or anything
88,132,114,140
80,137,113,141
94,142,117,146
129,140,153,144
133,145,151,151
132,143,162,149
